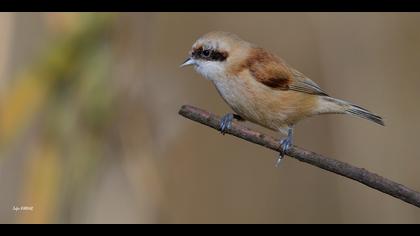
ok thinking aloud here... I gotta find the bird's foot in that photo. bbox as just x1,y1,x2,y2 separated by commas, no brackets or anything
219,113,234,135
276,128,293,167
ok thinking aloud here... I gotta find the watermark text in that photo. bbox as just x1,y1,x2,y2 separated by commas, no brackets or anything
12,206,34,212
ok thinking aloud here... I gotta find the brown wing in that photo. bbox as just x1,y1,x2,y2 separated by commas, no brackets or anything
247,48,328,96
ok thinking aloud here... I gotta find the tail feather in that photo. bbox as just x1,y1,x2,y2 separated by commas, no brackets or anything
345,104,385,126
321,97,385,126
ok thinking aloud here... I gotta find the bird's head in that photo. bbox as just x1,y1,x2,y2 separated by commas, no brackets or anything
181,31,251,80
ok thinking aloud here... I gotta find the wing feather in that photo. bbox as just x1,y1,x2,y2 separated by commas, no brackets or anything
288,67,329,96
246,48,328,96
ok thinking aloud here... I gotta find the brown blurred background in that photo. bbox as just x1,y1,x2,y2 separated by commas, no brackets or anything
0,13,419,224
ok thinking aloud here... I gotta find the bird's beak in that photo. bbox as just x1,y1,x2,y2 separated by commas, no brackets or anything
180,57,195,68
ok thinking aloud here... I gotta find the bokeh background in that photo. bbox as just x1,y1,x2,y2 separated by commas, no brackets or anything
0,12,420,224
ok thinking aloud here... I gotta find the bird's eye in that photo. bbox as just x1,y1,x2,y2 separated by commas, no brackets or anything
202,50,211,57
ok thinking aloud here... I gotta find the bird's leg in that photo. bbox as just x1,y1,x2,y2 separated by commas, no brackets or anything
219,113,243,135
276,127,293,167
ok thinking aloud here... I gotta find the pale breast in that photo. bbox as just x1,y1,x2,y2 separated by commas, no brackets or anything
212,72,281,130
212,72,317,132
213,75,258,120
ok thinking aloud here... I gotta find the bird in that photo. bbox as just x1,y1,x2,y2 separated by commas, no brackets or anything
180,31,384,166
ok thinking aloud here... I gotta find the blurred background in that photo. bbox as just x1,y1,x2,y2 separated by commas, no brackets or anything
0,12,420,224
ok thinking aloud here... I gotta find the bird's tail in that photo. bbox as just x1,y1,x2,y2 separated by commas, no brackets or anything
319,97,385,126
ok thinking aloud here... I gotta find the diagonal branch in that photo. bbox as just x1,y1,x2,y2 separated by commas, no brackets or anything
178,104,420,208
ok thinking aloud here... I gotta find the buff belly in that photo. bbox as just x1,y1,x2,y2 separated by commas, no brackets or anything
212,74,318,134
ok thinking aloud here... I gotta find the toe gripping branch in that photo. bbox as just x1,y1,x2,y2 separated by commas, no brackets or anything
276,127,293,167
219,113,243,135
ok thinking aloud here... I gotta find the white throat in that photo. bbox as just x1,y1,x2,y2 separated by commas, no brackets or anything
194,61,225,81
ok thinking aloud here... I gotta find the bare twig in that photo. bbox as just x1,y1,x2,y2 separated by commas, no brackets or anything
178,104,420,208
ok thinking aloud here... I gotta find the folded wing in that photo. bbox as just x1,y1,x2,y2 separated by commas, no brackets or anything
247,47,328,96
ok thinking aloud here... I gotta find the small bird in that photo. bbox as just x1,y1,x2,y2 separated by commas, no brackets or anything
181,31,384,165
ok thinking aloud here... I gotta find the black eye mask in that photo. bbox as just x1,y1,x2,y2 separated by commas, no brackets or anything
192,47,228,62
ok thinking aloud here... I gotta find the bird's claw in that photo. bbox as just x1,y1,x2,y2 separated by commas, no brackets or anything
276,128,293,167
220,113,234,135
276,138,291,167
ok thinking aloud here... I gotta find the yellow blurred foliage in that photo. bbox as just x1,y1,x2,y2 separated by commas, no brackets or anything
0,13,116,223
0,74,49,147
0,13,115,154
18,142,60,224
